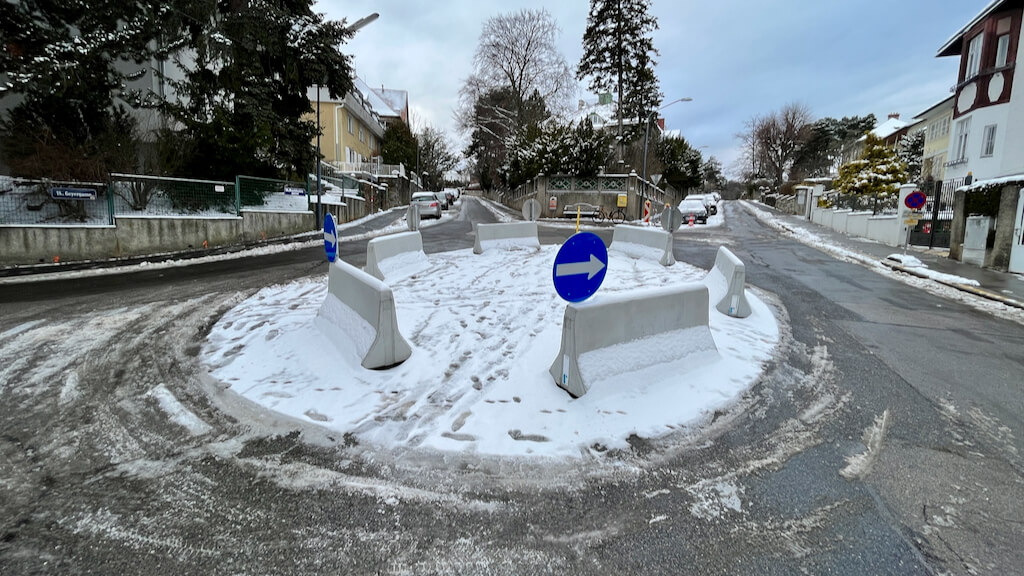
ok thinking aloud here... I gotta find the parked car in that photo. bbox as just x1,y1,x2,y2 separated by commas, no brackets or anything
429,190,449,210
687,193,717,215
411,192,443,219
678,198,708,224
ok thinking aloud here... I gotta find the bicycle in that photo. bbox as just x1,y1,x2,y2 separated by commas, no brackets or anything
592,205,626,225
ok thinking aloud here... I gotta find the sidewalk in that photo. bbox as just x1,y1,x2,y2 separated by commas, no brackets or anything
753,203,1024,310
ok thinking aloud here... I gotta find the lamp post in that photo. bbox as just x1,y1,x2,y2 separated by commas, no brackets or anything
641,97,692,205
316,12,380,226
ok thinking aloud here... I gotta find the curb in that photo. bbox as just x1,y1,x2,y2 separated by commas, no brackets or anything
880,260,1024,310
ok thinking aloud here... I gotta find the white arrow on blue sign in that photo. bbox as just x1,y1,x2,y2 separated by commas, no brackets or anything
552,232,608,302
324,213,338,262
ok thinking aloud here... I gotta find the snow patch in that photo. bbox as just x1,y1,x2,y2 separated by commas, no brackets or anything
149,384,212,436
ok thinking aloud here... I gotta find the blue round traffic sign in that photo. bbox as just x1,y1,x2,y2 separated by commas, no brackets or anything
552,232,608,303
323,213,338,262
905,190,927,210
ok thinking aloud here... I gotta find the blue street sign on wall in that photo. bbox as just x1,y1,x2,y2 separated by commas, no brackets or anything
552,232,608,302
324,213,338,262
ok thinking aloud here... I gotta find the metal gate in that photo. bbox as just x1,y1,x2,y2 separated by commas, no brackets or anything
909,176,970,249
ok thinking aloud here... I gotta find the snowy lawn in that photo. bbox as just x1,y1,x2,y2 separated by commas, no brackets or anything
204,243,780,459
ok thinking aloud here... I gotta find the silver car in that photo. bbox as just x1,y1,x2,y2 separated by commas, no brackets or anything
411,192,442,219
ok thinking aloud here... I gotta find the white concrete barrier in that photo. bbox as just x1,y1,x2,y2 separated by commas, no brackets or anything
704,246,752,318
549,284,715,398
365,230,426,280
609,225,675,266
473,222,540,254
821,209,835,230
320,259,412,369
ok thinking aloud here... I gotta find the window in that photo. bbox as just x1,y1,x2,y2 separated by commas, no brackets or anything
996,34,1010,68
348,114,354,135
966,33,983,79
982,124,997,157
954,116,971,161
359,126,365,143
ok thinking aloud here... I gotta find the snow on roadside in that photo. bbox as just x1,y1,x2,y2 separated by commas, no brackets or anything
885,254,980,287
148,384,212,436
741,202,1024,325
203,246,781,459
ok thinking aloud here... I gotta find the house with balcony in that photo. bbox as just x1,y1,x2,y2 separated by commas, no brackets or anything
938,0,1023,181
938,0,1024,273
306,78,386,171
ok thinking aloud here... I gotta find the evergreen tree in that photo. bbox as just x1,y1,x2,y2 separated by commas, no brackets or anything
155,0,353,180
0,0,160,179
577,0,662,142
657,135,702,192
381,121,418,171
896,130,925,185
835,133,908,198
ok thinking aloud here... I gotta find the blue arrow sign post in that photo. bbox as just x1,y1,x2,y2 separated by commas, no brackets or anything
323,213,338,262
553,232,608,302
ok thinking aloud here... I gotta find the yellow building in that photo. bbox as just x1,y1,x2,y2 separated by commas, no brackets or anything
913,95,954,181
305,79,386,170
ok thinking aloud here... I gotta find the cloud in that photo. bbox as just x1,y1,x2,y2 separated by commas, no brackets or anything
317,0,987,174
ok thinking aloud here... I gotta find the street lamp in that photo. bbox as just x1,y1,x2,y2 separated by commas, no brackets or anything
641,97,693,205
316,12,380,225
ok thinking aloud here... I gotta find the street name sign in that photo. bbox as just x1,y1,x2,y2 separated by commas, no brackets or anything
50,187,96,200
552,232,608,303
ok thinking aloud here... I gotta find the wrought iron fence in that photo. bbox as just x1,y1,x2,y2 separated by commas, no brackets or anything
0,177,112,225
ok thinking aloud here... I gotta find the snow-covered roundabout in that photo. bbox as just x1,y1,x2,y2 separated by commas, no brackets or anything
203,244,780,461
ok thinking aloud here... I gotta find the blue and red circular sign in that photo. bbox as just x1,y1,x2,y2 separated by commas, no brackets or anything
904,190,927,210
552,232,608,303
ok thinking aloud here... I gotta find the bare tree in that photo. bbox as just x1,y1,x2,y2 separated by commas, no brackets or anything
741,102,812,190
457,8,575,133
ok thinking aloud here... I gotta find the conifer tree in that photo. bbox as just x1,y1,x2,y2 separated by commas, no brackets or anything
835,133,908,198
577,0,662,143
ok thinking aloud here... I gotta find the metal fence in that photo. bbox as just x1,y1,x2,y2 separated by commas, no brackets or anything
236,175,310,213
0,177,112,225
908,176,969,249
110,173,238,217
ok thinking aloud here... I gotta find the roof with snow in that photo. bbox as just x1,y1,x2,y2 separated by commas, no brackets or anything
372,87,409,120
938,0,1012,57
353,77,397,118
860,116,910,141
959,173,1024,192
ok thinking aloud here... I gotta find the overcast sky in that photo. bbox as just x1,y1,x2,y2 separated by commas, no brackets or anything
317,0,985,177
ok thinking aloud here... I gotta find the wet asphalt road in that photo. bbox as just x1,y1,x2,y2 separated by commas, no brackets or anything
0,197,1021,575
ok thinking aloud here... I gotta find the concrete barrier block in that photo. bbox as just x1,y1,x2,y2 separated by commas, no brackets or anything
473,222,540,254
321,259,412,369
704,246,752,318
549,284,714,398
365,230,425,280
609,225,675,266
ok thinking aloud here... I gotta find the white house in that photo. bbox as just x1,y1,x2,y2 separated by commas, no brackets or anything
938,0,1024,182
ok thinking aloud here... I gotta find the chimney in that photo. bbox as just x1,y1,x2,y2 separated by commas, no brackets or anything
657,118,665,130
888,113,900,120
